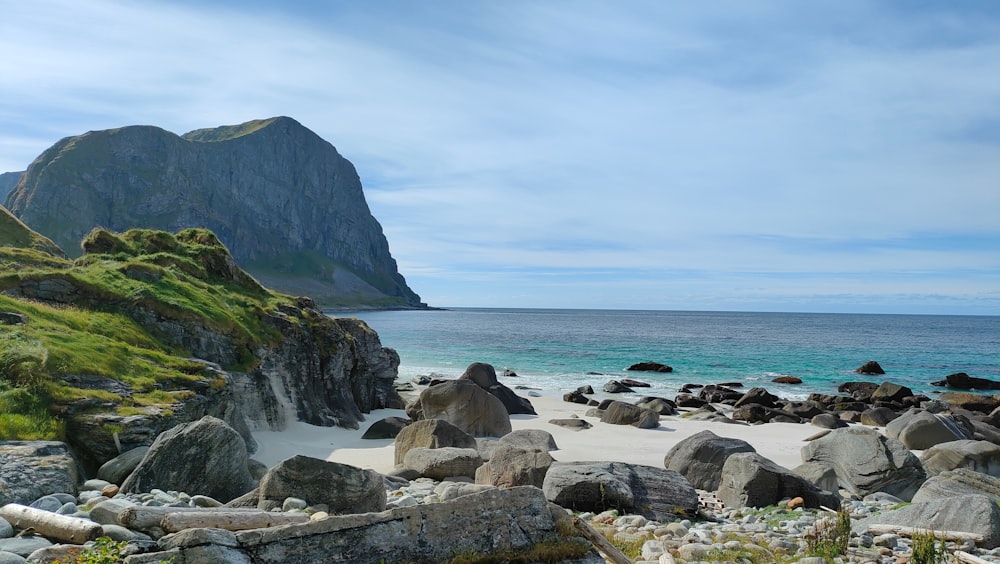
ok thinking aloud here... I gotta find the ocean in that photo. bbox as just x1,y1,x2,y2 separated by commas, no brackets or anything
339,308,1000,401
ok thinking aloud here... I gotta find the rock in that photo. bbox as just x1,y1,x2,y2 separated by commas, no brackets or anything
698,384,743,404
360,417,410,440
911,467,1000,502
731,404,790,424
870,381,913,403
627,362,672,373
781,400,826,420
603,380,634,394
97,446,149,485
772,376,802,384
120,416,254,503
810,413,848,429
498,429,558,452
859,407,898,427
600,401,660,429
548,418,592,431
852,494,1000,548
0,313,28,326
475,443,553,488
733,388,780,409
838,381,879,400
393,419,477,467
542,461,698,522
576,385,595,394
0,537,51,558
0,442,78,507
856,360,885,375
403,447,483,480
0,551,25,564
0,518,11,539
938,392,1000,414
792,461,841,493
434,482,495,502
458,362,536,415
405,380,512,437
800,426,926,501
88,497,136,525
885,410,973,450
563,390,591,404
673,393,707,408
920,439,1000,476
244,455,386,514
717,452,840,509
635,396,677,416
620,378,651,388
931,372,1000,390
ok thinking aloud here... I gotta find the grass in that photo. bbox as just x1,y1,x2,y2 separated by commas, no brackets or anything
910,530,949,564
805,507,852,560
0,226,294,441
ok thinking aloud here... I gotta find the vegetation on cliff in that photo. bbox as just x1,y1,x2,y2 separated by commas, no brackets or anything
0,225,294,441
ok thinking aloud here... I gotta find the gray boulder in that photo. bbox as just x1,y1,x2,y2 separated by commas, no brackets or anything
600,401,660,428
405,380,512,437
236,455,386,514
402,447,483,480
360,416,410,440
885,410,973,450
96,446,149,485
852,494,1000,548
0,537,51,558
792,461,841,494
717,452,840,509
603,380,634,394
542,461,698,522
498,429,558,452
799,426,926,501
0,551,23,564
475,443,553,488
859,407,898,427
870,381,912,403
548,418,593,431
920,439,1000,476
911,467,1000,503
393,419,477,467
458,362,536,415
120,416,254,503
0,441,78,506
662,430,756,491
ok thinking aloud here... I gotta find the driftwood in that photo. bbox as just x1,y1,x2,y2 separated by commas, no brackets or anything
865,524,984,544
118,505,260,531
160,510,310,533
0,503,103,544
956,551,993,564
572,517,631,564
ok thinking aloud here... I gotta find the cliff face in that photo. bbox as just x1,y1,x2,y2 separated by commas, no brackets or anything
5,117,423,308
0,172,23,201
0,204,63,256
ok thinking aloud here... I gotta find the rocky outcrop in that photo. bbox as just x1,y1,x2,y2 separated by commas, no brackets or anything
0,442,78,506
852,494,1000,548
229,455,385,514
475,444,553,488
0,204,62,255
931,372,1000,390
856,360,885,375
458,362,535,415
405,380,512,437
717,452,840,509
662,430,756,491
919,440,1000,476
5,117,423,308
393,419,477,467
0,171,23,200
884,410,973,450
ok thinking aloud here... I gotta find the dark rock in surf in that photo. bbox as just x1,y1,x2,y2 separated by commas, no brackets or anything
772,376,802,384
838,381,879,401
931,372,1000,390
603,380,634,394
856,360,885,375
620,378,651,388
627,362,673,373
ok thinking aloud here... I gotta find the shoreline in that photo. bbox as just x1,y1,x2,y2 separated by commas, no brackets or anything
251,391,823,473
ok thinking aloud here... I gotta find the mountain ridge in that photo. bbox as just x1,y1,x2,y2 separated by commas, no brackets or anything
5,117,424,308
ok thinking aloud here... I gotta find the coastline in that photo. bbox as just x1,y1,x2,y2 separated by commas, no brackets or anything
251,391,823,473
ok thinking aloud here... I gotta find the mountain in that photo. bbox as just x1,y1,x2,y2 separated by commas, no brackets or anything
0,171,23,201
0,203,63,257
5,117,424,308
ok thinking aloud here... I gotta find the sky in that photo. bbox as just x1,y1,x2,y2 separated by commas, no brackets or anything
1,1,999,314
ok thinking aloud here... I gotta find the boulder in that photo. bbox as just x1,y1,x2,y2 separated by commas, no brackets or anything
792,461,841,494
781,400,826,420
698,385,743,404
799,426,926,501
603,380,634,394
498,429,557,452
772,376,802,384
870,381,913,403
859,407,898,427
911,467,1000,503
562,390,590,405
96,446,149,485
810,413,848,429
120,416,254,503
393,418,477,467
475,443,553,488
838,381,879,401
405,380,512,437
360,417,410,440
733,387,780,409
402,447,482,480
0,441,78,507
855,361,885,375
241,455,386,514
542,461,698,522
576,385,595,394
732,404,792,424
662,430,756,491
852,494,1000,548
920,439,1000,477
717,452,840,509
600,401,660,429
635,396,677,416
674,393,707,408
885,410,973,450
627,362,672,373
548,418,592,431
458,362,536,415
938,392,1000,414
931,372,1000,390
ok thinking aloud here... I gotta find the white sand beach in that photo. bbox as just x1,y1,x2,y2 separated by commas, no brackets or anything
251,392,823,473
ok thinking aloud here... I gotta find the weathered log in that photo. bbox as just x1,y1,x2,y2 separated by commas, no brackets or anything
0,503,103,544
865,524,984,543
956,551,992,564
160,510,310,533
118,505,260,531
572,517,631,564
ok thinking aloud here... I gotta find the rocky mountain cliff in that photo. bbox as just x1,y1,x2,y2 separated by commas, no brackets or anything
5,117,423,308
0,203,63,256
0,171,23,201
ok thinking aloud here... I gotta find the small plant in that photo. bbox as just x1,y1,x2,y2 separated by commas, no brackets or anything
805,507,851,560
910,530,949,564
57,536,175,564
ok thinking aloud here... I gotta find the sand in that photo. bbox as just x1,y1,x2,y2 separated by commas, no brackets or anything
251,392,823,473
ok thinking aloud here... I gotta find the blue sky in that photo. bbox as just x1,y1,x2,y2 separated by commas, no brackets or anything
1,1,999,314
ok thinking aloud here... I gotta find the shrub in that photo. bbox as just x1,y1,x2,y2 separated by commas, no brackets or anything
806,507,851,560
911,530,949,564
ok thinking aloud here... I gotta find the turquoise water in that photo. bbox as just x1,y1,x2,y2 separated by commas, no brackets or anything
340,308,1000,401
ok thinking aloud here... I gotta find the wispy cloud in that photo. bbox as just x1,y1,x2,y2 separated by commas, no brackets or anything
1,1,998,313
